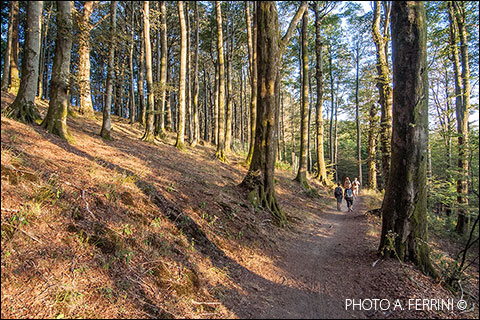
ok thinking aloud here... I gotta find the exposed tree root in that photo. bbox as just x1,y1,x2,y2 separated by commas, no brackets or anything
142,131,155,143
3,101,41,124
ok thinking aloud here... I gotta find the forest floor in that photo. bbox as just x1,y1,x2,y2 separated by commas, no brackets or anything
1,92,478,319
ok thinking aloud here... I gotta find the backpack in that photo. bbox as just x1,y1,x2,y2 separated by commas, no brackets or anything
345,188,353,199
334,187,342,198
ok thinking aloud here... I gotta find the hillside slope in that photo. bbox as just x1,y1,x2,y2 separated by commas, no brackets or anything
1,93,478,319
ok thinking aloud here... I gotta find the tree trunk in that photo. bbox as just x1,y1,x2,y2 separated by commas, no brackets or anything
215,1,227,161
245,1,257,166
100,1,117,140
5,1,43,123
313,2,328,185
328,45,335,173
379,1,436,277
142,1,155,143
77,1,95,117
129,2,136,124
175,1,187,149
138,14,146,126
191,1,200,147
295,10,310,190
242,1,307,226
372,1,393,189
8,1,20,94
241,2,286,225
38,4,53,99
41,1,73,141
367,103,378,190
452,1,470,235
1,1,14,91
165,46,173,131
354,42,363,185
225,3,233,153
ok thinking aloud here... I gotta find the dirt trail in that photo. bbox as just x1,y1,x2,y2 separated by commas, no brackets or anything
233,196,377,319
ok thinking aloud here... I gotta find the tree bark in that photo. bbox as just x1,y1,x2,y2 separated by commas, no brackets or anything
295,9,310,189
5,1,43,123
38,3,53,99
354,41,363,185
77,1,95,116
215,1,227,161
379,1,436,277
100,0,117,140
129,2,136,124
242,2,306,226
452,1,470,235
1,1,14,91
245,1,257,166
225,3,233,153
313,2,328,185
41,1,73,141
142,1,155,143
175,1,187,149
191,1,200,147
138,13,146,126
372,1,393,189
8,1,20,94
367,103,378,190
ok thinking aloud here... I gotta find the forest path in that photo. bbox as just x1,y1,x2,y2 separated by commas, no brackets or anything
234,195,377,319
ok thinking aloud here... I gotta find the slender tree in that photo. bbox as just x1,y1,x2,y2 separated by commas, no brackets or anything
191,1,200,147
175,1,187,149
367,103,378,190
372,0,393,189
77,1,95,116
379,1,436,277
4,1,43,123
8,1,20,94
1,1,14,91
142,1,155,143
156,0,168,137
295,9,310,189
245,1,257,166
452,1,471,235
41,1,73,141
215,1,227,161
128,2,135,124
100,1,117,140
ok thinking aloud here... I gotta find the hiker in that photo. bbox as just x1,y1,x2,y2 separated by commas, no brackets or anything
334,183,343,211
352,177,361,198
344,184,354,212
344,177,351,189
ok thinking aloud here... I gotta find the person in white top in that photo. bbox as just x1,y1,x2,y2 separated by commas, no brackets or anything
352,177,361,198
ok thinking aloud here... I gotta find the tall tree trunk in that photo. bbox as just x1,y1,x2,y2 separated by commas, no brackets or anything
129,2,136,124
142,1,155,143
452,1,471,235
242,1,307,226
354,42,363,185
313,2,328,184
372,0,393,189
295,10,310,189
215,1,227,161
175,1,187,149
367,103,378,190
1,1,14,91
165,46,173,131
8,1,20,94
138,14,146,126
5,1,43,123
41,1,73,141
38,4,53,99
100,1,117,140
379,1,436,277
185,2,192,143
328,45,335,173
155,1,167,135
191,1,200,147
334,81,338,182
245,1,257,166
225,3,233,153
77,1,95,117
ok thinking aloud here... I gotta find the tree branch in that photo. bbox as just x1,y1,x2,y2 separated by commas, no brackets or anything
281,1,308,50
92,13,111,29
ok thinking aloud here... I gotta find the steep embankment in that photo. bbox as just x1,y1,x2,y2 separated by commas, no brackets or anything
1,93,478,319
